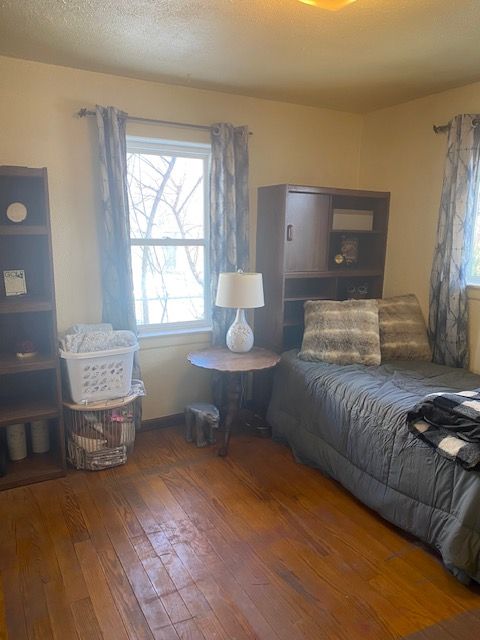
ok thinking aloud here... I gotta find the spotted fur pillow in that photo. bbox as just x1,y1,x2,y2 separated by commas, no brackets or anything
299,299,381,366
378,294,432,361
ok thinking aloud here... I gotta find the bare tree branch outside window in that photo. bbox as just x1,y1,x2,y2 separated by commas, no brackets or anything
126,145,209,328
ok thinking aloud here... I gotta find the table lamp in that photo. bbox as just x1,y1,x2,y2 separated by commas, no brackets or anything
215,270,265,353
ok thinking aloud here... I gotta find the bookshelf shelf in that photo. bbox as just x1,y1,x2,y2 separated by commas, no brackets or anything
0,225,48,236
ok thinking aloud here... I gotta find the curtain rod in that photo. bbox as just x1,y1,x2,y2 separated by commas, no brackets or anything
433,117,480,134
433,123,451,134
76,108,253,135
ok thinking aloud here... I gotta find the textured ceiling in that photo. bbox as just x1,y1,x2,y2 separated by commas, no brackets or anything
1,0,480,112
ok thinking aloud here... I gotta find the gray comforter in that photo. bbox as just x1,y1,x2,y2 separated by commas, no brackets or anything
267,350,480,583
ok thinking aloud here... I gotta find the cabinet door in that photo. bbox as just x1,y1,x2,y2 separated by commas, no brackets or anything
284,192,330,272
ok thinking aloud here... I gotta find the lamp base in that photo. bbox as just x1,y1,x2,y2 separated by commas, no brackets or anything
226,308,254,353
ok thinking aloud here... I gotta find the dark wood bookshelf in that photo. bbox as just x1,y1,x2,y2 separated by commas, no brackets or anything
0,166,65,489
255,184,390,354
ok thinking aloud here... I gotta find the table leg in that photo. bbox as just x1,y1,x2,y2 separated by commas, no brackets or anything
218,372,241,457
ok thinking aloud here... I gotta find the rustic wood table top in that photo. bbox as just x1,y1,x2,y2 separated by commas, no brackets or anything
187,346,280,373
187,346,280,456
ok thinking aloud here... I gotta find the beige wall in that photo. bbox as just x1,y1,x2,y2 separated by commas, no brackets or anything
0,55,363,419
3,54,480,412
359,81,480,372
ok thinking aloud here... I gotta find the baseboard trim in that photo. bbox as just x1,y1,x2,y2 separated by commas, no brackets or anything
141,413,184,431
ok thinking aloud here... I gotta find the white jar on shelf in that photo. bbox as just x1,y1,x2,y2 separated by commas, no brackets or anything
6,423,27,461
31,420,50,454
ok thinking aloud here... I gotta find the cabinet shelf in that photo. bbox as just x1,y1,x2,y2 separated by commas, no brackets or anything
284,295,332,302
0,225,48,236
0,452,64,491
0,353,57,375
283,319,304,327
284,269,383,279
329,229,385,236
330,269,384,278
0,296,52,314
0,399,59,428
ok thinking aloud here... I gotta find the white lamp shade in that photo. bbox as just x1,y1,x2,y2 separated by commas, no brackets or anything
216,272,264,309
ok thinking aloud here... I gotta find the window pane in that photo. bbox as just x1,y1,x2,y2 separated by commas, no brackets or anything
131,245,206,325
472,213,480,280
127,152,205,240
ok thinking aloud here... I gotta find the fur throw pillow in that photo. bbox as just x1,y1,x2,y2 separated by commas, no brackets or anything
299,299,381,366
378,294,432,361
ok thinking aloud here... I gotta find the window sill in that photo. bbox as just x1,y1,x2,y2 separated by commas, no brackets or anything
139,326,212,339
138,326,212,351
467,285,480,301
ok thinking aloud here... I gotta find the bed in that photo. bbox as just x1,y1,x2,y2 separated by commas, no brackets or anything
267,350,480,583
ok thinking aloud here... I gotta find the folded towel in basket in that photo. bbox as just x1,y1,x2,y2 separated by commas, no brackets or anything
60,329,137,353
66,323,113,335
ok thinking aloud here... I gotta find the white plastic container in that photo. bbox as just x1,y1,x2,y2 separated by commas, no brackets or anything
7,423,27,461
31,420,50,453
60,344,138,404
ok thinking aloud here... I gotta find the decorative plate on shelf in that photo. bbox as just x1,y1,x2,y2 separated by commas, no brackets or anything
6,201,27,223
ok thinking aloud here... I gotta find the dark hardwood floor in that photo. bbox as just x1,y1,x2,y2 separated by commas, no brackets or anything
1,426,479,640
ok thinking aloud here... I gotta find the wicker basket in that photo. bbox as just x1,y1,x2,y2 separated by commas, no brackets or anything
64,394,137,470
67,440,127,471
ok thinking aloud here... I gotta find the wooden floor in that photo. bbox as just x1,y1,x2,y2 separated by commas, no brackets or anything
1,427,480,640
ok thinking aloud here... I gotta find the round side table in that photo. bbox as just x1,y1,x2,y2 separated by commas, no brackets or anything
187,346,280,456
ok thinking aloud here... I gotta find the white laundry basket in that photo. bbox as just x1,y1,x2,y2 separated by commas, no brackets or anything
60,344,138,403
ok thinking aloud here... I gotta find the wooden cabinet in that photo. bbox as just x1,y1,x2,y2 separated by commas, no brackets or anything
284,192,330,272
0,166,66,490
255,184,390,354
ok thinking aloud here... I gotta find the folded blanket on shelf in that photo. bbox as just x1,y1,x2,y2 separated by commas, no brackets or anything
407,390,480,469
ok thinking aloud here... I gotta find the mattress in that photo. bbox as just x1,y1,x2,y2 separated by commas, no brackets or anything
267,350,480,583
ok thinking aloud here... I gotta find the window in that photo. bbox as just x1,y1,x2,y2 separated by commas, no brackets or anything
126,136,211,334
470,212,480,285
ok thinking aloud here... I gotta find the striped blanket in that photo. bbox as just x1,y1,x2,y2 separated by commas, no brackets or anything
407,390,480,470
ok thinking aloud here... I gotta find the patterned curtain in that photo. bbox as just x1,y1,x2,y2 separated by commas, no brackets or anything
95,105,142,426
209,123,250,406
210,123,250,345
429,114,480,368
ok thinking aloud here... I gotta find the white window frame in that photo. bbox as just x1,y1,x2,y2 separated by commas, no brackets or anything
469,241,480,287
467,182,480,287
469,225,480,287
127,135,212,336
